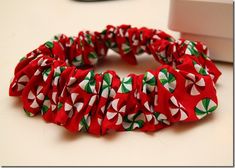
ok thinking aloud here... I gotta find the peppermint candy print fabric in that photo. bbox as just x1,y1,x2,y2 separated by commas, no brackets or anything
9,25,221,136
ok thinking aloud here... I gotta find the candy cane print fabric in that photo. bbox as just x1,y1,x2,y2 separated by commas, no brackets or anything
9,25,221,136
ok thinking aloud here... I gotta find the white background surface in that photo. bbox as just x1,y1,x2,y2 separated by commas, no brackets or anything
0,0,233,166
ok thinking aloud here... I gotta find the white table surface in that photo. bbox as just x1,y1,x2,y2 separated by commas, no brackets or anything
0,0,233,166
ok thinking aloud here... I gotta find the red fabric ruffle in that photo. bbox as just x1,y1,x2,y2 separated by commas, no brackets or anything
9,25,221,135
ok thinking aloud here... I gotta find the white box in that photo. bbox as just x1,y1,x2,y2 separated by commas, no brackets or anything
168,0,233,62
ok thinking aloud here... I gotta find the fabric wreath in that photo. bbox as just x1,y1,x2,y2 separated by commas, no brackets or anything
9,25,221,135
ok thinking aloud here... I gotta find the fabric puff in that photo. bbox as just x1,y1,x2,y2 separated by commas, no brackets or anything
9,25,221,136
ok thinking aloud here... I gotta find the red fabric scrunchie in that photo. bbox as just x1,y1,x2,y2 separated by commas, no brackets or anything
9,25,221,135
